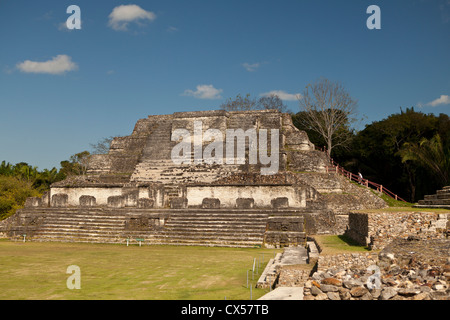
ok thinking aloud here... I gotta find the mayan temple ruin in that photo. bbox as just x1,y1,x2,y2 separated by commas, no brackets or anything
0,109,389,247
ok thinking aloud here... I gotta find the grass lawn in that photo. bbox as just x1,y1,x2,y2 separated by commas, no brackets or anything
0,240,280,300
314,234,372,255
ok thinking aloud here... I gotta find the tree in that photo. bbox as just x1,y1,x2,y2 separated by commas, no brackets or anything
0,176,41,220
90,136,114,155
400,134,449,186
344,108,449,202
69,151,91,176
257,94,288,113
297,78,358,157
58,151,91,178
220,93,288,113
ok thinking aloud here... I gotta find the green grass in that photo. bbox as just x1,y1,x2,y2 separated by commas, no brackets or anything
0,241,280,300
378,193,414,207
314,235,371,255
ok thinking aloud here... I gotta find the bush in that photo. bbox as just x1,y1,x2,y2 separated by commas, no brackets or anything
0,176,41,220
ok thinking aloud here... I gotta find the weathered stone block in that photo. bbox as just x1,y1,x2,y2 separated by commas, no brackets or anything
123,191,139,207
25,197,41,208
271,197,289,208
52,194,68,207
107,196,125,208
202,198,220,209
40,191,50,207
236,198,254,209
138,198,154,209
170,197,188,209
79,195,96,207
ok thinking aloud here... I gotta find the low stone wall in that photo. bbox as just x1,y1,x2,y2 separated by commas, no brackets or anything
303,212,349,236
345,211,449,250
276,266,311,287
317,252,378,273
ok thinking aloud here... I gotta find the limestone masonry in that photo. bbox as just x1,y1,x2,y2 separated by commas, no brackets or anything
1,109,388,247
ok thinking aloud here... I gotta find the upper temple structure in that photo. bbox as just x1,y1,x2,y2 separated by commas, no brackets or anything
0,110,388,247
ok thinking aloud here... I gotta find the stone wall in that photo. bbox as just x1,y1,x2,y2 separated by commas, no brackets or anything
316,252,379,273
186,185,307,208
50,187,123,207
301,212,349,236
345,211,449,250
276,266,311,287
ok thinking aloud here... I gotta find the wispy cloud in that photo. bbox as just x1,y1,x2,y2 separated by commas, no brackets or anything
421,94,450,107
242,62,261,72
16,55,78,75
260,90,302,101
183,84,223,100
167,26,179,33
108,4,156,31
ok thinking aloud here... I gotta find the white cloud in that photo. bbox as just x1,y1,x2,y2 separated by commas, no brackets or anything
260,90,302,101
424,95,450,107
16,55,78,75
183,85,223,100
242,62,260,72
108,4,156,31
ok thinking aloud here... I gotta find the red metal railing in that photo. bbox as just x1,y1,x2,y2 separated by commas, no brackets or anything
319,147,407,203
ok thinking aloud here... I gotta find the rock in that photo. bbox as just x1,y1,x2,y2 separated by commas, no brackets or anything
350,287,368,297
398,288,421,297
380,287,397,300
340,290,352,300
412,292,429,300
327,292,341,300
320,284,339,292
371,288,381,299
432,283,446,290
360,292,373,300
343,279,363,289
315,292,328,300
311,286,323,296
322,277,343,287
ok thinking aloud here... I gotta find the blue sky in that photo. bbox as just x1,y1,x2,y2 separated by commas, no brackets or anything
0,0,449,170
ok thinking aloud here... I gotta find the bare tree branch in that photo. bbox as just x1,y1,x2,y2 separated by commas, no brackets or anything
298,78,358,156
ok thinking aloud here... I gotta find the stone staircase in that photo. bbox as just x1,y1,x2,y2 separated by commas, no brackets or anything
131,159,241,184
2,208,270,248
140,119,174,160
158,211,268,247
416,186,450,208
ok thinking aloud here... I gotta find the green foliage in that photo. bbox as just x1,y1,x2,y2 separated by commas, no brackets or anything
0,150,91,221
399,134,449,186
309,107,450,203
0,176,41,220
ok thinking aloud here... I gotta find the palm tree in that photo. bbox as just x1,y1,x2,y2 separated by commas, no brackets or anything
399,134,449,186
0,161,13,176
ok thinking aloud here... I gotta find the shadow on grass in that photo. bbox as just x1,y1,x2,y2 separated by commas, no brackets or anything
337,234,371,251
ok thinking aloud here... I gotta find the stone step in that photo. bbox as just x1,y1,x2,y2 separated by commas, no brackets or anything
12,208,272,247
418,199,450,205
424,194,450,200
